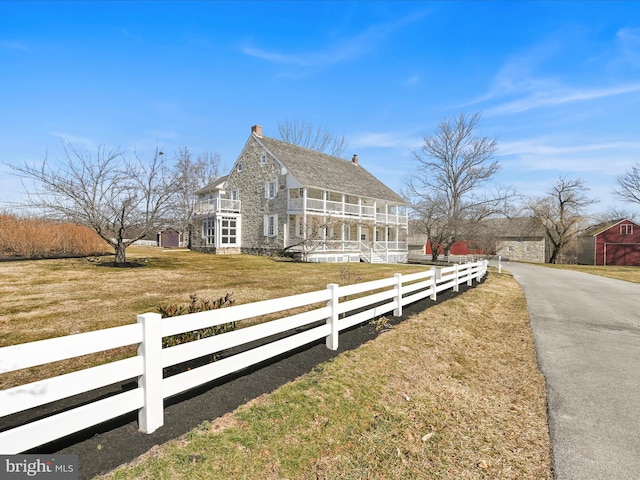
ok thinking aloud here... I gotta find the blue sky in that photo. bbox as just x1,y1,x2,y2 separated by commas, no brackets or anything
1,1,639,217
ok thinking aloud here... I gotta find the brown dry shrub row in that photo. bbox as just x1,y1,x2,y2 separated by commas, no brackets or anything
0,212,110,259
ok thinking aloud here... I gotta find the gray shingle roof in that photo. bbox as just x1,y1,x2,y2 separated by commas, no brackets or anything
254,135,406,204
484,217,546,237
195,175,229,196
580,219,629,237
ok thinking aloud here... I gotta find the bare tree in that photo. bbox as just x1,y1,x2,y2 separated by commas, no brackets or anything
527,176,596,264
410,194,449,261
169,147,222,248
406,112,513,258
6,142,176,265
280,215,341,259
615,162,640,205
590,207,638,224
277,119,348,158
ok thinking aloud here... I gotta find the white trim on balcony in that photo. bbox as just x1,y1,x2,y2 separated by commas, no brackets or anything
195,198,241,215
287,196,406,225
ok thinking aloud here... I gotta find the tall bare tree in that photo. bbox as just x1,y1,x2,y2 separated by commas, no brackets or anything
406,112,512,258
6,142,176,265
527,176,596,264
169,147,222,248
615,162,640,205
277,119,348,158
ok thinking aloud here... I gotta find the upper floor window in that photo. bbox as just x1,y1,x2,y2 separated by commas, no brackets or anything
621,224,633,235
265,180,277,199
237,163,243,173
260,154,267,165
230,189,239,201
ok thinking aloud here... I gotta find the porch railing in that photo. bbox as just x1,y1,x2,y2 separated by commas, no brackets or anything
194,198,241,215
286,239,408,253
287,199,404,224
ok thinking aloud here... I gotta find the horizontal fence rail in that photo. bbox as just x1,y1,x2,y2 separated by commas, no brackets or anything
0,260,488,454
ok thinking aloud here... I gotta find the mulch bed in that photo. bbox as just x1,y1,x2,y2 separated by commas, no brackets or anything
15,285,472,479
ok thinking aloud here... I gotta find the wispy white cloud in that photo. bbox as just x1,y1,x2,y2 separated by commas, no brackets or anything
48,131,98,149
498,137,640,175
616,27,640,66
0,40,29,51
485,83,640,116
469,28,640,116
241,11,427,68
351,130,422,150
404,74,419,86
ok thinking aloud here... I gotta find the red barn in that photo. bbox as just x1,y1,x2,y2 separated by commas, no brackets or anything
578,219,640,266
424,240,486,256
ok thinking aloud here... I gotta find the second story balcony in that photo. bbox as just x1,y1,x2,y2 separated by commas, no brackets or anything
194,198,241,216
287,188,408,226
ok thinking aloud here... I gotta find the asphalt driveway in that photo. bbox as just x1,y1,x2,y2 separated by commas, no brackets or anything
500,261,640,480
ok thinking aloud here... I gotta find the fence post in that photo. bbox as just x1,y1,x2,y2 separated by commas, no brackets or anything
453,264,460,292
430,267,437,301
393,273,403,317
498,256,502,274
137,312,164,434
467,262,474,286
326,283,339,351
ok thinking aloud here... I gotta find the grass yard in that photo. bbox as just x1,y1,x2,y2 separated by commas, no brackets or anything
2,249,553,478
96,270,552,480
537,263,640,284
0,247,423,388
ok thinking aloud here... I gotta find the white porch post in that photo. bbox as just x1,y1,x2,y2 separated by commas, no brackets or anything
215,216,221,249
302,188,307,244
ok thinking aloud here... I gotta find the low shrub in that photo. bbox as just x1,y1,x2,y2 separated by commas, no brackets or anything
159,293,237,348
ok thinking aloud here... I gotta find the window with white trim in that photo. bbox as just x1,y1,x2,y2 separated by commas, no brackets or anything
292,215,304,238
621,224,633,235
265,180,277,199
220,216,238,245
202,218,215,245
260,154,267,165
230,189,239,201
264,214,278,237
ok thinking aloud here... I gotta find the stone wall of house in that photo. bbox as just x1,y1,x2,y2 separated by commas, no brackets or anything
190,224,207,251
496,238,546,263
190,245,241,255
226,136,288,254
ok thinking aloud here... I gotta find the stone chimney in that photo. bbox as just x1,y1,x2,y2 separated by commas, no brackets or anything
251,125,263,137
352,154,359,165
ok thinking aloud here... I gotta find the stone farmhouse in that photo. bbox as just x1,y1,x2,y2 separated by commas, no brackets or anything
190,125,409,263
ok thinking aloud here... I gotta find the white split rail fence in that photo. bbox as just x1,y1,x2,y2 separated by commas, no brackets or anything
0,260,488,454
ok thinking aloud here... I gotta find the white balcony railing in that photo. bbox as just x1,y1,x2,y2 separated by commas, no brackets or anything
288,199,400,223
195,198,241,215
376,212,409,225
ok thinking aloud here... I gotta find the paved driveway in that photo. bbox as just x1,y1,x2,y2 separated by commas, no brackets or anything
499,261,640,480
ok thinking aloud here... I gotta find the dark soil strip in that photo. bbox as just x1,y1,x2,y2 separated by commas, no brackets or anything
20,284,473,479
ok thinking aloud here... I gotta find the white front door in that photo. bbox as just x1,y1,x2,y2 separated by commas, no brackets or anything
360,227,370,244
